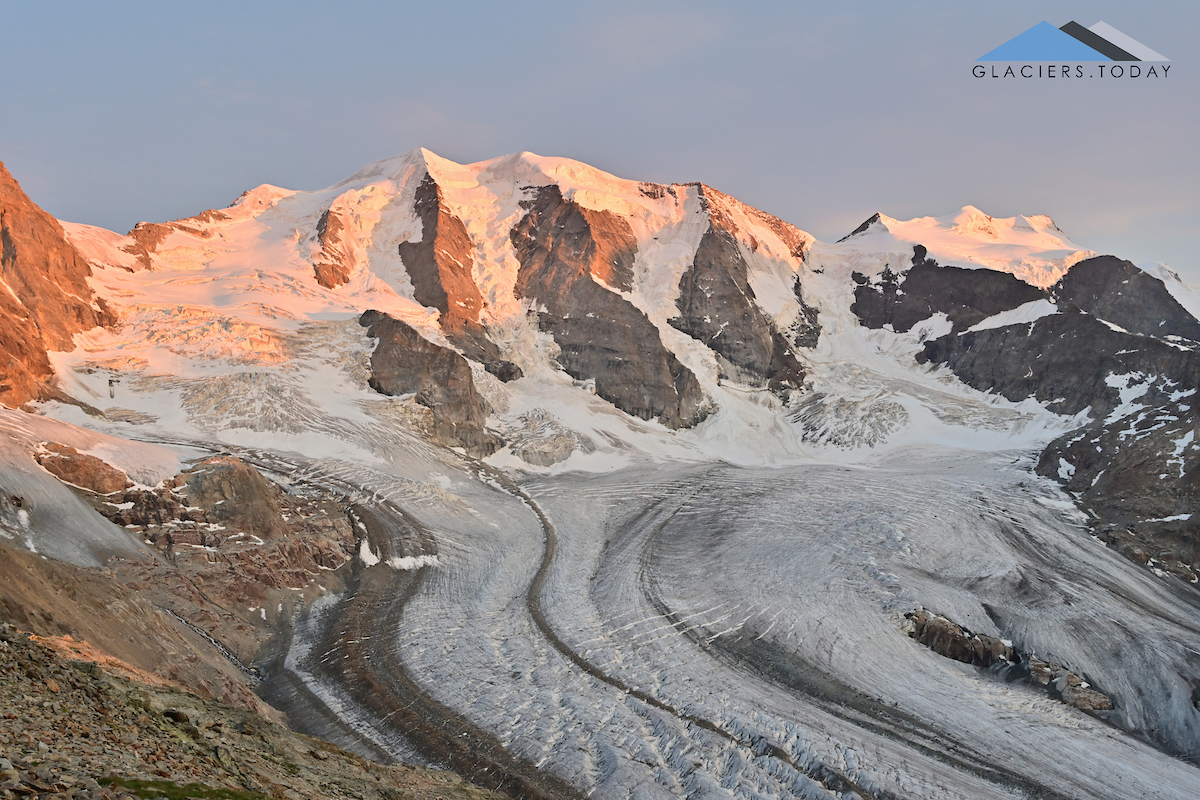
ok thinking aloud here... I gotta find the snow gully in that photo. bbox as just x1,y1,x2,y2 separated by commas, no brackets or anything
972,64,1171,78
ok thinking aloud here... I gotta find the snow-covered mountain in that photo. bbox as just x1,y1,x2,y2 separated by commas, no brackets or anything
3,150,1200,799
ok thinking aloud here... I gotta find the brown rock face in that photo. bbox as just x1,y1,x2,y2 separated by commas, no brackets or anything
181,456,289,540
398,174,521,381
511,185,709,429
34,443,131,494
121,208,230,271
312,208,353,288
905,608,1015,668
0,161,117,407
670,186,807,396
359,309,501,456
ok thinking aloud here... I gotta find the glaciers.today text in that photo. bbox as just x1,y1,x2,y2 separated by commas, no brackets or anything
973,64,1170,78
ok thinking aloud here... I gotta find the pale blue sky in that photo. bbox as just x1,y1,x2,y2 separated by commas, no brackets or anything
2,1,1196,278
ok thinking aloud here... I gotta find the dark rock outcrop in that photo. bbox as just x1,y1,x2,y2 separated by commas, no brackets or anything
0,161,117,407
34,443,132,495
852,246,1045,334
838,212,882,242
1027,657,1114,711
398,174,521,381
359,309,501,455
918,307,1200,418
312,208,353,288
511,186,709,429
1037,398,1200,581
121,208,231,271
1052,255,1200,342
669,187,807,396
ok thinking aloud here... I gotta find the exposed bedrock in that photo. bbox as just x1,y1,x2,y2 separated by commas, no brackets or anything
181,455,290,539
312,207,353,289
904,608,1016,668
0,161,117,407
398,174,521,382
34,443,132,494
121,208,230,271
852,245,1045,333
918,307,1200,419
359,309,501,456
1037,401,1200,581
510,185,709,429
670,221,806,397
1052,255,1200,342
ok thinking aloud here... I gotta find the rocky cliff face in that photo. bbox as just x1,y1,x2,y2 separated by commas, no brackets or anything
0,162,116,407
1051,255,1200,342
511,185,710,429
852,245,1044,333
398,174,521,381
312,208,353,288
669,185,807,396
1037,399,1199,581
918,307,1200,418
359,309,501,455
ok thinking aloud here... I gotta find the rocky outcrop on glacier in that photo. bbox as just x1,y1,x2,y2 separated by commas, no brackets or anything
359,309,501,456
511,185,710,429
903,608,1016,668
0,162,116,407
904,609,1113,713
312,207,353,288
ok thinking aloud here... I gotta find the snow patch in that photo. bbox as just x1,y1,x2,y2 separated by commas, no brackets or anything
968,299,1058,333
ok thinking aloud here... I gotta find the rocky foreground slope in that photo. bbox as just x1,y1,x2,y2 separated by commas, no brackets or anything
0,623,507,800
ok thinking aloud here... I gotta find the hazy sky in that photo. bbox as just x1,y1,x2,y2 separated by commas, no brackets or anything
2,1,1196,279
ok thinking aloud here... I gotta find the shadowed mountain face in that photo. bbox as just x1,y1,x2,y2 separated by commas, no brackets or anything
852,245,1045,333
0,162,116,406
399,174,521,381
671,191,806,397
359,309,501,456
918,307,1200,419
1051,255,1200,342
511,185,710,429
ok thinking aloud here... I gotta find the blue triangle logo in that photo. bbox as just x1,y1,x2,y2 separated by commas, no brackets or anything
979,21,1112,61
